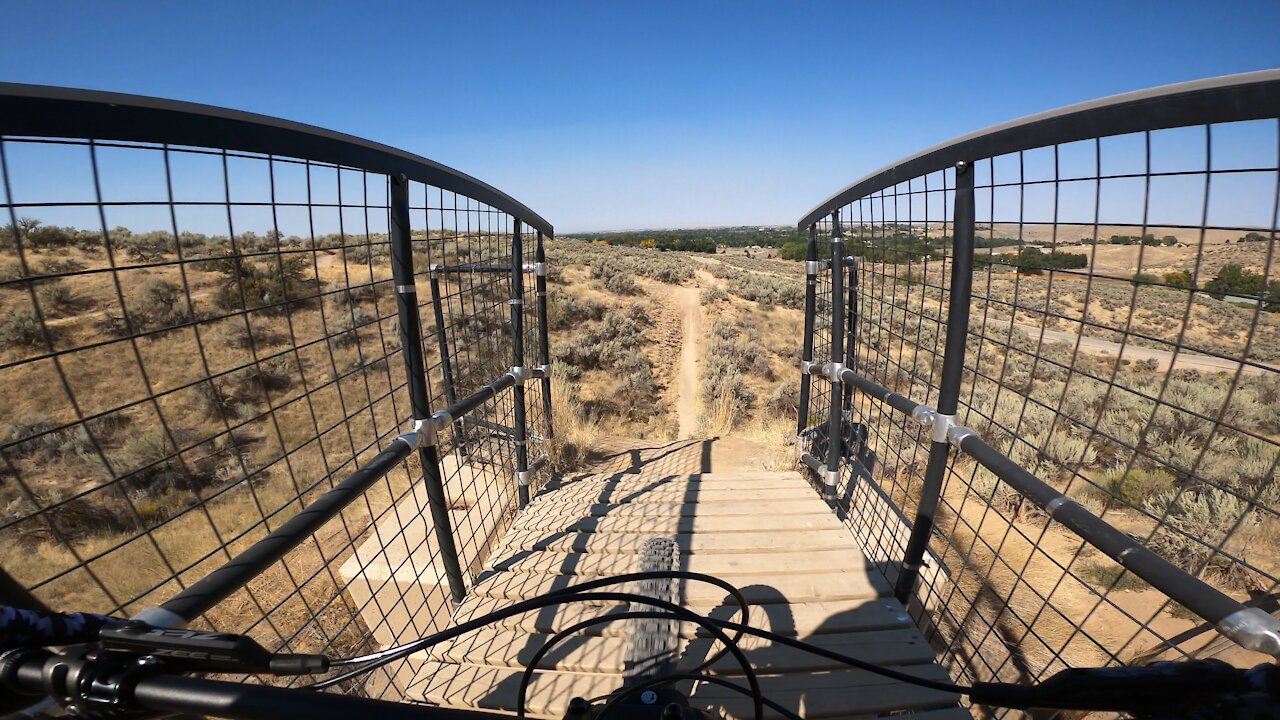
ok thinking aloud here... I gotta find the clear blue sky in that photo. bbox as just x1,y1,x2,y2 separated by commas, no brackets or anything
2,1,1278,233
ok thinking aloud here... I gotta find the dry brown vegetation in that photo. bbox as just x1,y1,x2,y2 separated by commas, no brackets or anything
0,221,537,669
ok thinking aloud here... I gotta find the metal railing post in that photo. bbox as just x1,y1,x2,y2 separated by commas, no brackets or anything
823,211,845,501
427,271,466,454
894,160,975,603
796,225,818,444
534,230,554,441
510,220,532,508
389,173,467,604
841,253,858,431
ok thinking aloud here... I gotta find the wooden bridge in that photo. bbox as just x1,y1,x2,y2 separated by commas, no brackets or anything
342,439,969,719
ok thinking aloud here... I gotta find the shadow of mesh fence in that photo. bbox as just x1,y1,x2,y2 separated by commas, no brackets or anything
796,71,1280,702
0,86,552,696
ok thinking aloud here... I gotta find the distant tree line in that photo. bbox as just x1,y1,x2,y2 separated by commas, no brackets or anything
976,246,1088,275
567,226,804,251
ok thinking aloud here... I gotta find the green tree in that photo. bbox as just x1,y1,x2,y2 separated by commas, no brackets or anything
1204,263,1264,300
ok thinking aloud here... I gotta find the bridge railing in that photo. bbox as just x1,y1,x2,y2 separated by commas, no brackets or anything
0,84,553,695
796,70,1280,692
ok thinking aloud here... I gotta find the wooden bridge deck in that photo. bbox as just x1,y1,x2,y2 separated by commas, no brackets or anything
356,440,969,719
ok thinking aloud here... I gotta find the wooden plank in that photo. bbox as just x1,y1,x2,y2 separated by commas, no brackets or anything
509,511,843,535
469,569,892,605
482,548,866,578
451,597,915,639
428,626,935,674
532,486,819,506
519,497,824,519
490,527,857,556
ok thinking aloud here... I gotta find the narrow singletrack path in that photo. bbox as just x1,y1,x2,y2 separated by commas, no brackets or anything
675,285,702,438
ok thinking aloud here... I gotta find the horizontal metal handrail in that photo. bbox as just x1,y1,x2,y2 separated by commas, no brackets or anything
0,83,553,237
134,366,536,628
828,363,1280,658
796,68,1280,229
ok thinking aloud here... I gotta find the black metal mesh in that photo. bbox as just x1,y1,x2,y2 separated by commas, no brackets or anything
0,135,549,697
803,119,1280,699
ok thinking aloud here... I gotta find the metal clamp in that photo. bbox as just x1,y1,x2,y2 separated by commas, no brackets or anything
395,283,416,295
395,417,431,450
534,262,547,277
800,359,816,375
908,404,977,447
428,263,441,279
516,470,533,487
507,365,546,385
824,469,839,488
397,411,455,449
805,260,828,276
1217,607,1280,657
826,362,846,383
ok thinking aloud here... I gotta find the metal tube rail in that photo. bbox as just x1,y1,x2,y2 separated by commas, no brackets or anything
822,212,845,500
428,273,467,453
389,174,468,605
534,231,555,441
894,161,976,602
146,432,420,625
796,69,1280,230
136,365,532,626
831,364,1280,658
510,222,532,508
796,226,818,442
0,83,552,237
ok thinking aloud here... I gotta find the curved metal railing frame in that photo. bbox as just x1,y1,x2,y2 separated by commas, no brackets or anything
798,68,1280,230
0,83,554,630
794,69,1280,666
0,82,553,237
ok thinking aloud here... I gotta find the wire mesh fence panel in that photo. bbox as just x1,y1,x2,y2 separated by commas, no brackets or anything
0,88,553,698
799,74,1280,708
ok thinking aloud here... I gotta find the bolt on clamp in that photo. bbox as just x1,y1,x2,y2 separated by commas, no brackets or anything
805,260,828,276
826,362,847,383
396,417,433,450
508,366,545,385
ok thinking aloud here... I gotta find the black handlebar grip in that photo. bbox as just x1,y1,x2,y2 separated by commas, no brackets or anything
0,605,117,651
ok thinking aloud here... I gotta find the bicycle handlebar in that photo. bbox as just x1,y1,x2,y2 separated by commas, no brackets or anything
0,647,509,720
1,601,1278,720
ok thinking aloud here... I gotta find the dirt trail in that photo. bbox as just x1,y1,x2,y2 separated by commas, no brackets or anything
674,285,702,438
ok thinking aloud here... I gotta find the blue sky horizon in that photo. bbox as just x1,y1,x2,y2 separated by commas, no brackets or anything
2,1,1279,233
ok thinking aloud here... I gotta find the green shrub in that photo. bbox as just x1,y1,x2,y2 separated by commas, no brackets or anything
700,286,729,304
1079,561,1150,592
212,254,316,315
129,279,187,331
1163,270,1194,289
38,281,78,316
1104,467,1177,506
0,307,51,348
604,272,640,295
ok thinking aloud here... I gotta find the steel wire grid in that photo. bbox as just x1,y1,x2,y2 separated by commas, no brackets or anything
0,134,548,696
808,118,1280,701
